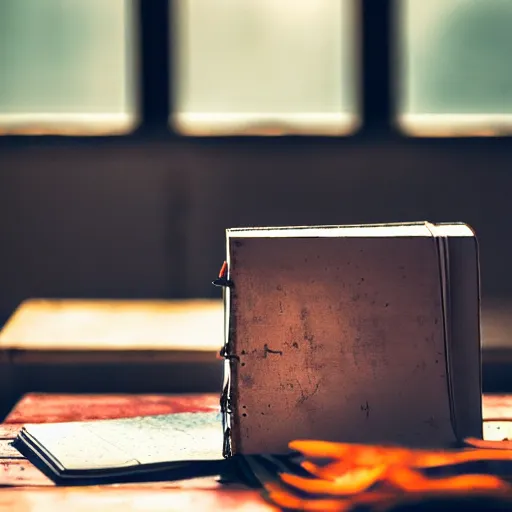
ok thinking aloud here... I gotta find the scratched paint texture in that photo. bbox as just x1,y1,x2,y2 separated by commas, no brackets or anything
228,236,454,454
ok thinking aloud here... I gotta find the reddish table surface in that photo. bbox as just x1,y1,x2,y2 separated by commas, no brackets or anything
0,393,511,511
0,393,277,511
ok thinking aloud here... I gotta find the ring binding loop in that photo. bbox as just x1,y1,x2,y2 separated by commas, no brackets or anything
214,261,235,458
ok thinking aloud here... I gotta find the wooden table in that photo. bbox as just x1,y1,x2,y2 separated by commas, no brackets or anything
0,393,511,511
0,299,224,420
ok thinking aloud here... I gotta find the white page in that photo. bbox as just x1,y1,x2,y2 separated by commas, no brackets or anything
22,411,223,471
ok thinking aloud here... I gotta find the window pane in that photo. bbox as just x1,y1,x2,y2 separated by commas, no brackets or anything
0,0,137,135
173,0,359,136
398,0,512,136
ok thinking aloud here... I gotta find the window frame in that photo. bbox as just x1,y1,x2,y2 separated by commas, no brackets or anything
1,0,512,150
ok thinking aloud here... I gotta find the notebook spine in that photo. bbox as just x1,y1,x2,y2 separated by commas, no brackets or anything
426,224,458,441
213,261,235,458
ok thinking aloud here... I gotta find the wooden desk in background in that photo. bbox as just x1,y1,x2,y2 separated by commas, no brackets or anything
0,393,511,511
1,297,512,420
0,299,225,419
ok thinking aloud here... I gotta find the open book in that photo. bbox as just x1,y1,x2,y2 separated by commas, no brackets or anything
13,411,226,484
220,222,482,455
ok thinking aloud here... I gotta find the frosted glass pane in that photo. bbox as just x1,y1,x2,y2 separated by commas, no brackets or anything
173,0,358,136
398,0,512,136
0,0,137,135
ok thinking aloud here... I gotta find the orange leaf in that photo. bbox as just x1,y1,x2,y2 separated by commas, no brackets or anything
414,448,512,468
280,465,387,496
291,439,512,469
465,437,512,451
386,466,510,493
265,482,351,511
289,440,354,459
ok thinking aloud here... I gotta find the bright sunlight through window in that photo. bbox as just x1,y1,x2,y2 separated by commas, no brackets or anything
398,0,512,137
0,0,137,135
172,0,359,136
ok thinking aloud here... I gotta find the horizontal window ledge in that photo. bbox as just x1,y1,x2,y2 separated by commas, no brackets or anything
171,112,360,137
398,113,512,138
0,113,138,136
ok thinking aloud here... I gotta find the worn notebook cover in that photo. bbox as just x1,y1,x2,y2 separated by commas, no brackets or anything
14,411,225,484
219,222,482,456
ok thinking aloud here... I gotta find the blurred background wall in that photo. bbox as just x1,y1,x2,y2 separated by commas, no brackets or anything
1,0,511,322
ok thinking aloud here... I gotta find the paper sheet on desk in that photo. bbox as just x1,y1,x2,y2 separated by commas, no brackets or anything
14,411,224,481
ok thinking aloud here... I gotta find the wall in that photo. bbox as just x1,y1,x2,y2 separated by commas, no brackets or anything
0,136,509,319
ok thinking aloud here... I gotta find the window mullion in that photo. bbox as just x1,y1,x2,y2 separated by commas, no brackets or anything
139,0,170,129
361,0,392,132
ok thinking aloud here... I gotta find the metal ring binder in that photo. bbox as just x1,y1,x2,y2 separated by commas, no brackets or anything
214,261,235,458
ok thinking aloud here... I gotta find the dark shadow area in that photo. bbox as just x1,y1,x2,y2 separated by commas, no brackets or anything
18,361,223,394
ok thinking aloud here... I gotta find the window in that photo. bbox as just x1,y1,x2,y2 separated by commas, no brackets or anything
398,0,512,136
2,0,512,139
172,0,359,136
0,0,137,135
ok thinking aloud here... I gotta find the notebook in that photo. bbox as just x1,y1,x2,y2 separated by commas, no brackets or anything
13,411,226,484
218,222,482,456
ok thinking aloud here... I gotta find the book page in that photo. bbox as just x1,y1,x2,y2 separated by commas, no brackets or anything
21,411,223,472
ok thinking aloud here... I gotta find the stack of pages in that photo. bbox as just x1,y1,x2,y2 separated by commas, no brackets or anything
14,411,226,484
